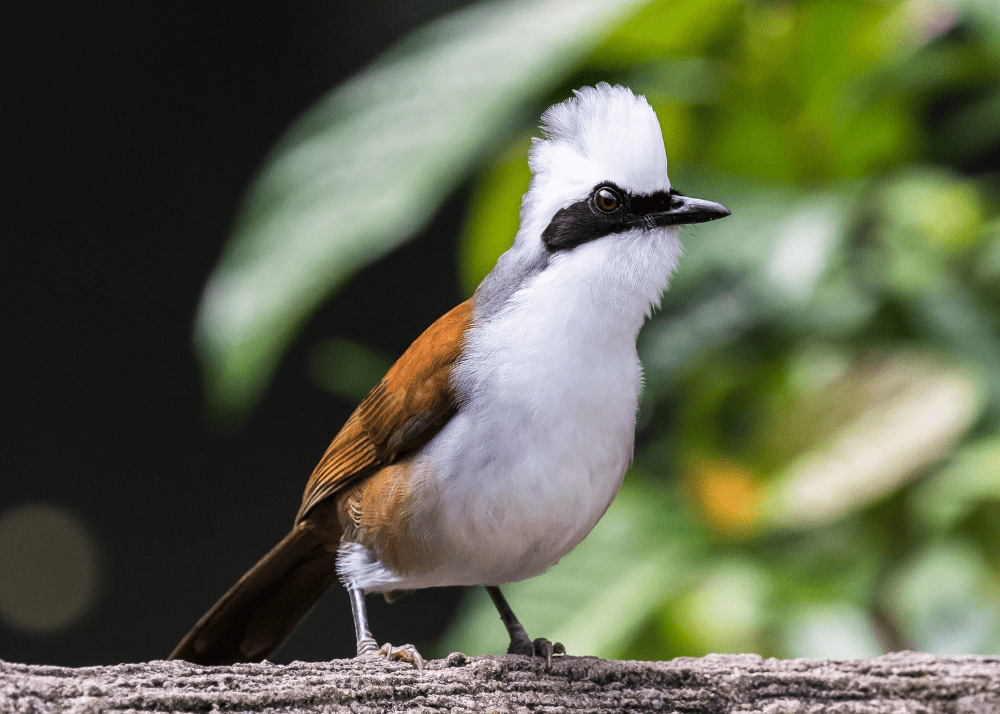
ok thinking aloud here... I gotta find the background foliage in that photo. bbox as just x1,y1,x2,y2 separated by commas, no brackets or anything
199,0,1000,660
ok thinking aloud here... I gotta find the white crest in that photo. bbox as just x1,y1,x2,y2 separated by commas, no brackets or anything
516,83,672,250
534,83,669,194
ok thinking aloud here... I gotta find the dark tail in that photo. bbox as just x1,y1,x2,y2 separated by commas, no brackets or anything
169,523,341,665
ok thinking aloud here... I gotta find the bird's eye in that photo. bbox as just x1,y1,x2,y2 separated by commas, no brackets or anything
594,187,621,213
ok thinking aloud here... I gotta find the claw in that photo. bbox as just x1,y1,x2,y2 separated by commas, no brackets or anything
374,642,424,671
530,638,566,668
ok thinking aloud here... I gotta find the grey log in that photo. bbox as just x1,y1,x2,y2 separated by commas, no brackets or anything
3,651,1000,713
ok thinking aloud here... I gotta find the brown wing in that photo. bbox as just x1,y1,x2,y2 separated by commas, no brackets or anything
295,299,473,522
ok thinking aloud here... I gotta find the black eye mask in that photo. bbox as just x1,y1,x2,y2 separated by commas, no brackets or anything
542,182,730,252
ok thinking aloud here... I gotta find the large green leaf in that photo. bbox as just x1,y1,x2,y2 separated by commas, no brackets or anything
763,352,983,529
195,0,651,418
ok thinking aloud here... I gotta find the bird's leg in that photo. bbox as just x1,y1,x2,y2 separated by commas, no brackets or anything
485,585,565,667
348,585,423,671
349,585,378,655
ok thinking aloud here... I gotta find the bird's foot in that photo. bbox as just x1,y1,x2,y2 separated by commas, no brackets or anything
508,635,566,668
357,637,424,671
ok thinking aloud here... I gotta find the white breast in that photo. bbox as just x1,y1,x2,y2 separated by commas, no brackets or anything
340,228,682,594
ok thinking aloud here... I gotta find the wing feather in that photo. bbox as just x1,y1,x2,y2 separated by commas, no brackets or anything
295,300,473,521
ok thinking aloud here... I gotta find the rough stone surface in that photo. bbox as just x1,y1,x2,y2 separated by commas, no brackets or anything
3,651,1000,713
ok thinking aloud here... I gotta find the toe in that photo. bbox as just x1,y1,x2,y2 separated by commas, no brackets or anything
531,638,550,667
376,642,424,671
507,636,567,666
530,638,566,667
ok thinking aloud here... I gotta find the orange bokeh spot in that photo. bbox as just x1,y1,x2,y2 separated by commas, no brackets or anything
687,457,763,536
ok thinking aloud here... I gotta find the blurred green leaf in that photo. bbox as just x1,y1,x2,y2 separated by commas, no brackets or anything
195,0,653,420
962,0,1000,52
876,167,985,257
783,603,884,659
974,220,1000,284
884,539,1000,654
308,338,393,403
935,88,1000,163
588,0,742,68
700,0,922,183
906,283,1000,416
458,139,532,296
764,352,983,529
910,437,1000,532
668,558,772,654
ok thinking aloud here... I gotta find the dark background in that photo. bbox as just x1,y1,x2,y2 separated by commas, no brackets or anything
3,0,477,666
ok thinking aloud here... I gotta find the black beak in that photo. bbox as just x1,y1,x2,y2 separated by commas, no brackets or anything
650,195,731,227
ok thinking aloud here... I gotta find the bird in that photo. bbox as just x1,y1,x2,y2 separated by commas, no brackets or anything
169,83,730,670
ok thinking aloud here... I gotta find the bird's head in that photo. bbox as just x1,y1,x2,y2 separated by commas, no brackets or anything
475,84,729,318
523,83,729,251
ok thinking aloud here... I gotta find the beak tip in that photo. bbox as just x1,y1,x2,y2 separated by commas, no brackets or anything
698,200,731,223
688,196,731,222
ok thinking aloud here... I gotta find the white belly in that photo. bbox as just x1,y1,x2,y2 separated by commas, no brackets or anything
410,350,640,589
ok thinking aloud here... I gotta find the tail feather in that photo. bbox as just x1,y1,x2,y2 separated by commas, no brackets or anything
170,523,340,665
